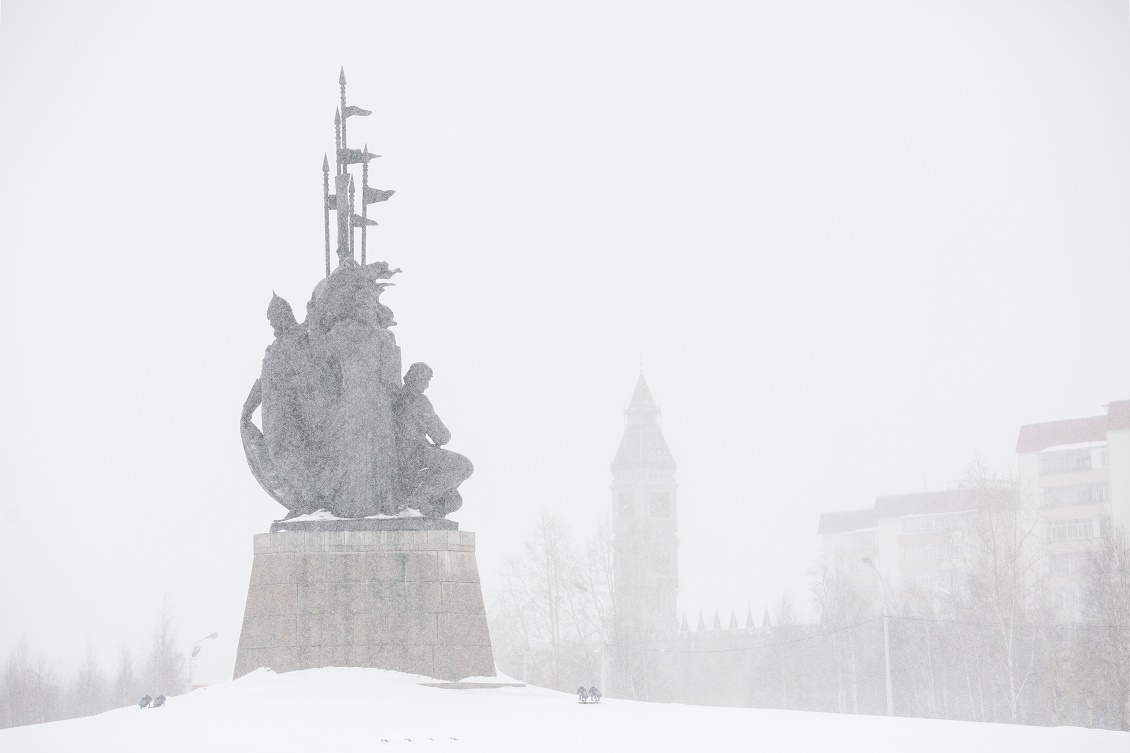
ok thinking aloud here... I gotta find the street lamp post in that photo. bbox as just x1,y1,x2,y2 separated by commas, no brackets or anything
189,632,219,690
863,557,893,716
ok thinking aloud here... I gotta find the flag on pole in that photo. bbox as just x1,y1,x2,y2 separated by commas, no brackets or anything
351,214,378,227
338,148,379,165
364,187,395,204
343,105,372,118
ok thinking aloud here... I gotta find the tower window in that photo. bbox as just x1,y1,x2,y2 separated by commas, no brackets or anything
649,492,671,518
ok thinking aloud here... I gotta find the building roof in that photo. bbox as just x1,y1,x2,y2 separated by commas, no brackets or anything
628,372,657,410
1016,415,1108,454
873,488,976,518
612,430,676,471
819,489,980,535
1015,400,1130,452
1108,400,1130,431
817,509,877,535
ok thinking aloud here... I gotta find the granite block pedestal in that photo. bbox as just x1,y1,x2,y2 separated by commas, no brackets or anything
234,524,495,681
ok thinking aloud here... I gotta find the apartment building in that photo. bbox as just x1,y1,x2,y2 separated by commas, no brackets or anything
819,489,977,595
818,399,1130,610
1016,399,1130,614
817,508,880,596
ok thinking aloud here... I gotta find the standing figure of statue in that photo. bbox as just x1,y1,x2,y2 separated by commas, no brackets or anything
394,362,474,518
241,293,337,516
308,262,403,517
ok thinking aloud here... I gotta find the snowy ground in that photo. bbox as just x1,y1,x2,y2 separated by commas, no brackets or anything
1,667,1125,753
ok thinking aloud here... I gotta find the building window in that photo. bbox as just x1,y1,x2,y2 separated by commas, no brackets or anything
901,517,935,535
1038,449,1093,475
902,546,939,562
649,492,671,518
939,541,974,558
851,531,877,549
935,515,970,533
619,492,635,518
858,583,882,601
1047,518,1093,541
905,572,939,588
1041,482,1109,508
1048,553,1088,577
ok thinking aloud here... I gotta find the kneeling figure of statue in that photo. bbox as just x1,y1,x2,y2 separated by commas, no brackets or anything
394,362,474,518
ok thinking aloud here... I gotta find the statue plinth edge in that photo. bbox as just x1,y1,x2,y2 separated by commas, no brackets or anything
269,517,459,533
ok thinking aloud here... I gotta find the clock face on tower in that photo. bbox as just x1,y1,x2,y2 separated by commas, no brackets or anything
619,492,635,517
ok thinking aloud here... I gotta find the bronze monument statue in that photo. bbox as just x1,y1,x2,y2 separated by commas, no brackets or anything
234,69,495,684
240,70,472,521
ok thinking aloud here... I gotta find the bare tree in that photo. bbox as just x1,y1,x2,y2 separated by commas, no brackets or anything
112,644,143,709
582,519,617,647
68,638,110,718
489,510,602,692
1,636,33,728
1079,524,1130,730
0,637,64,728
811,553,867,714
30,654,63,725
146,597,186,697
957,457,1042,723
774,593,801,708
894,583,945,719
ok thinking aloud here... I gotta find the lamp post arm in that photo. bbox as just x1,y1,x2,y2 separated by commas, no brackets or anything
188,633,219,690
863,557,893,717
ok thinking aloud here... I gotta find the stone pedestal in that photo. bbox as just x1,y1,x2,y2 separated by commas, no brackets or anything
234,527,495,681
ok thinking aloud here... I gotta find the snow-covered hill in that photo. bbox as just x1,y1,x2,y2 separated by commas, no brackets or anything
1,667,1125,752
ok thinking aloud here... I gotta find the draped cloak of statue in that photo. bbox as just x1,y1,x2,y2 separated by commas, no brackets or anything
312,263,403,517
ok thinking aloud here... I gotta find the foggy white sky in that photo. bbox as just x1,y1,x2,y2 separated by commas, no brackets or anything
1,1,1128,682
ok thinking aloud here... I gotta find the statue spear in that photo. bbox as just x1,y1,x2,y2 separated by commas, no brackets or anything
334,106,342,176
348,173,356,261
322,154,331,277
333,108,350,264
361,144,370,266
339,67,348,165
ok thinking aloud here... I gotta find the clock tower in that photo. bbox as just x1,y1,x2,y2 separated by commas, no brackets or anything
611,373,679,639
